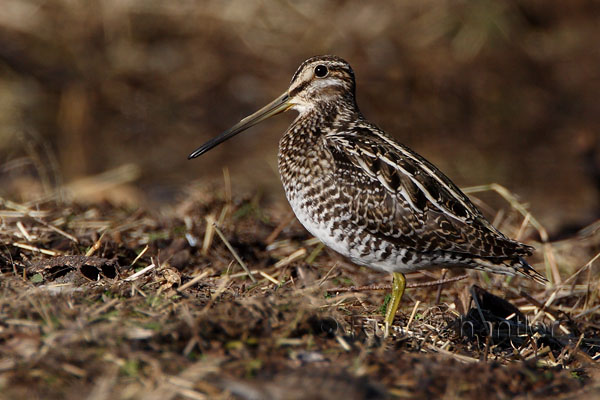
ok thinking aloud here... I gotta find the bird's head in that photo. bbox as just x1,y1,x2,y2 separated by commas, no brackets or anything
286,55,356,114
188,55,356,159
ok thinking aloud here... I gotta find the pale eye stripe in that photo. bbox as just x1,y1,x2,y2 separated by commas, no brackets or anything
313,79,344,90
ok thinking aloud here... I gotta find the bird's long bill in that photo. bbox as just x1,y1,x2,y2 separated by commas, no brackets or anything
188,92,291,159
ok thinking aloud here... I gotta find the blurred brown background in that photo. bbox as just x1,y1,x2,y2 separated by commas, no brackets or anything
1,0,599,234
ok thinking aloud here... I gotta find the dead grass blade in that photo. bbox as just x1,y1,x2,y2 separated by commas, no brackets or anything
212,222,256,283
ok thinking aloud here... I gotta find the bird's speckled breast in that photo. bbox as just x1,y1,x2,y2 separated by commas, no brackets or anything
277,114,413,273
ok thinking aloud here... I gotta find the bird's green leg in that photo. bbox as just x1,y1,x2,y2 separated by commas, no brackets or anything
384,272,406,337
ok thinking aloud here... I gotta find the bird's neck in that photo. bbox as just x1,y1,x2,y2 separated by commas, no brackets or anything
278,102,361,184
287,101,360,140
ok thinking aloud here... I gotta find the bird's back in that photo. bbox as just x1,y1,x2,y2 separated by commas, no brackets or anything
279,110,539,278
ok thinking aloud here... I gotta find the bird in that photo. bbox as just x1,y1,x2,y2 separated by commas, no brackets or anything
188,55,546,333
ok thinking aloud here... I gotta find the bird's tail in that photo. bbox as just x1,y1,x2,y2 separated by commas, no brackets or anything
472,257,548,285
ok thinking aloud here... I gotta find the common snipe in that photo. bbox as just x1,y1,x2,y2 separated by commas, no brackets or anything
189,55,546,333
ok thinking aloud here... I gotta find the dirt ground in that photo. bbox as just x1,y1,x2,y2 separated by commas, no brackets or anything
1,182,598,399
1,1,600,399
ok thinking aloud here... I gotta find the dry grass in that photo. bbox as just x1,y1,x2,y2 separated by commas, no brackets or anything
1,1,600,398
1,0,599,230
1,177,599,399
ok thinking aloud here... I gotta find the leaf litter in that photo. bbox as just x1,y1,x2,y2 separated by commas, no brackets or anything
1,183,599,399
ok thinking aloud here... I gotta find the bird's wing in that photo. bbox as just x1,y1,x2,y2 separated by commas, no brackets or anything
324,128,533,258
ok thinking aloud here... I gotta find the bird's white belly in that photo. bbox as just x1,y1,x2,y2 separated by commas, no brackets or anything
288,195,354,258
285,190,418,273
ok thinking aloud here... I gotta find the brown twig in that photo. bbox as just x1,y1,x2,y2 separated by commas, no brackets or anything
326,274,469,293
265,211,296,245
212,222,256,283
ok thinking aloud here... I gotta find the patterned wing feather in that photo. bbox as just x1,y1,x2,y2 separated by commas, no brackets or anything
325,126,534,259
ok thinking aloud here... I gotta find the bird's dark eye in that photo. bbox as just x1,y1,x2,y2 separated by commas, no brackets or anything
314,65,328,78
